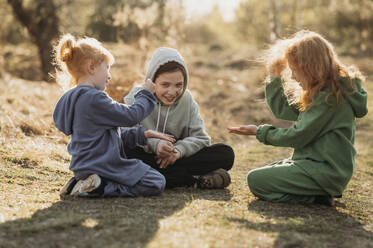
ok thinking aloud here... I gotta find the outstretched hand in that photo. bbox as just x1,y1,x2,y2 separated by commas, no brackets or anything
227,125,258,135
145,130,175,143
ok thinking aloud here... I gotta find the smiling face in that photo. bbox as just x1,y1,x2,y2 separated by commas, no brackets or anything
154,70,184,105
92,61,111,91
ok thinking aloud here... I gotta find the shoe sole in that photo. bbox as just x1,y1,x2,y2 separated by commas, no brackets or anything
211,169,231,188
60,177,77,197
70,174,101,196
200,169,231,189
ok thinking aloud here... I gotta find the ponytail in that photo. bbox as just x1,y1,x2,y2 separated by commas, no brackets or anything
53,34,114,91
59,34,75,63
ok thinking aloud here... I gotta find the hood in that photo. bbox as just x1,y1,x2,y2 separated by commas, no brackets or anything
341,77,368,118
145,47,189,96
53,86,89,135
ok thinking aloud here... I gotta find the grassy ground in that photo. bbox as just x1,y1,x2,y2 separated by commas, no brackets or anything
0,44,372,248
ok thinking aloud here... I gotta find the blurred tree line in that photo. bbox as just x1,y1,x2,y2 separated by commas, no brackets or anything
235,0,373,54
0,0,372,81
0,0,184,81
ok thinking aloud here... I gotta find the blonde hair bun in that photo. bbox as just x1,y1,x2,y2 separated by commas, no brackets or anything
53,33,114,91
59,34,75,62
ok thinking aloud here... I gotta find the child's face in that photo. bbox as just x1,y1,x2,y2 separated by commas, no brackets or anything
92,61,111,91
154,70,184,105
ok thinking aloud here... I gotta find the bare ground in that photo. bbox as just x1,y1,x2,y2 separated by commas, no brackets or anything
0,43,372,248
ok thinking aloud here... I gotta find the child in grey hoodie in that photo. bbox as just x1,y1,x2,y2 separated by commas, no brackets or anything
124,47,234,188
54,34,174,198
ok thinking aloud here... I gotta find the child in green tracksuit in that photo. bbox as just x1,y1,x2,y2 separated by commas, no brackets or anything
228,30,368,206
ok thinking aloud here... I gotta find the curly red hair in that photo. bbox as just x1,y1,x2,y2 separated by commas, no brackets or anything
269,30,364,111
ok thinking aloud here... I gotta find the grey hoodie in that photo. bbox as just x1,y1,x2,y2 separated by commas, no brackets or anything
124,47,211,158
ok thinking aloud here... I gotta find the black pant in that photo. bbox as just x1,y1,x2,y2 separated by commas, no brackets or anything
124,143,235,188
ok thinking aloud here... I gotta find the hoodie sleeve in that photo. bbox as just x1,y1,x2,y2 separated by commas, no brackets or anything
124,86,144,105
340,77,368,118
143,138,160,154
256,92,335,149
265,77,299,121
88,88,156,128
174,97,211,158
123,86,160,152
120,126,147,148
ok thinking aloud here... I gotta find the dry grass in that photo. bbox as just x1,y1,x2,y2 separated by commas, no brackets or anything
0,43,372,248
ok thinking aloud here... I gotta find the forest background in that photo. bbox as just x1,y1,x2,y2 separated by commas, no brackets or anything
0,0,372,247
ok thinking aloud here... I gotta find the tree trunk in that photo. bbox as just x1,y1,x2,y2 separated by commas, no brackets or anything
7,0,59,82
268,0,281,43
297,0,303,30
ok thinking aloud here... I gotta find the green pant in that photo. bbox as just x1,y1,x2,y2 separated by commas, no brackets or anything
247,159,329,204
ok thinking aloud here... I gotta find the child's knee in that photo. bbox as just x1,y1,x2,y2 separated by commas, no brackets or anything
218,144,235,170
155,173,166,192
247,168,265,191
148,171,166,194
225,145,235,170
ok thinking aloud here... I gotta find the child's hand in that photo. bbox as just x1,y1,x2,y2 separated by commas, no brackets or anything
142,79,156,93
157,150,181,169
227,125,258,135
145,130,175,143
156,140,177,158
268,58,287,78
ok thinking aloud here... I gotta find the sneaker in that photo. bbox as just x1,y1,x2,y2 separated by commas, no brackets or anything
198,169,231,189
314,195,335,207
70,174,102,197
78,179,107,198
60,177,77,197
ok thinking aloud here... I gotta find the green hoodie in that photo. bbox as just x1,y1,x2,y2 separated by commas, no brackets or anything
256,77,368,196
124,47,211,158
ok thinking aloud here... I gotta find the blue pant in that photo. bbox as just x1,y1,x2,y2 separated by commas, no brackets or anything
103,168,165,197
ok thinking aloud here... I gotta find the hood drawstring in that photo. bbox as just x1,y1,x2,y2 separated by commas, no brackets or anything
155,102,171,134
163,106,170,133
155,102,161,132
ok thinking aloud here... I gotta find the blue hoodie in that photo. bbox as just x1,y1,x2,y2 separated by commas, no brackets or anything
53,85,156,186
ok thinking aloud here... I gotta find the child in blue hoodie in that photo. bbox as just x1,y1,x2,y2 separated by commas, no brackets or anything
53,34,174,198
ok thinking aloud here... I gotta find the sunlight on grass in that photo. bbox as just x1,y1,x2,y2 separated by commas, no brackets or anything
81,218,99,228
